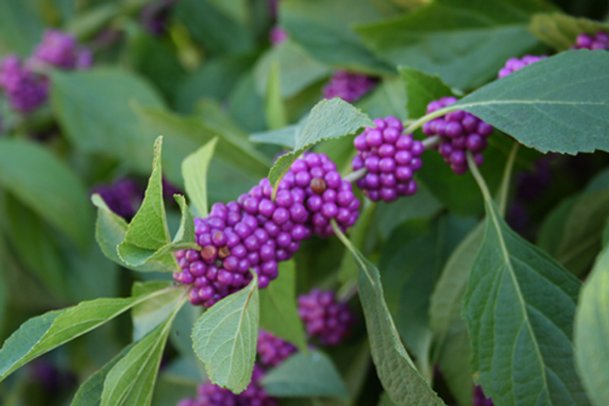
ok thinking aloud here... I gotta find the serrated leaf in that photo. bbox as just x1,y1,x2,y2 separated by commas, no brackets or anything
575,243,609,406
538,189,609,276
132,282,185,341
400,67,454,119
181,138,217,218
172,195,195,245
0,286,175,381
262,351,348,399
268,99,372,186
117,137,176,273
0,138,93,248
259,261,307,351
101,294,185,406
333,225,444,406
192,274,259,393
530,12,609,50
464,164,588,405
451,51,609,154
357,0,551,89
72,343,135,406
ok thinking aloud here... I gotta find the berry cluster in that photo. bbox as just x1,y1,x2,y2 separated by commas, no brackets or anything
178,365,277,406
323,70,377,103
574,31,609,50
257,330,297,367
422,96,493,174
31,30,92,70
0,56,48,113
174,152,359,307
92,178,143,220
352,116,424,202
497,55,546,78
0,30,91,114
298,289,354,346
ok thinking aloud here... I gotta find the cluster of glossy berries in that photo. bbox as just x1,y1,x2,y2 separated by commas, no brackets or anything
352,116,424,202
178,365,277,406
298,289,354,346
574,31,609,50
497,55,546,78
257,330,297,367
0,30,91,113
323,70,377,103
422,97,493,175
174,153,359,307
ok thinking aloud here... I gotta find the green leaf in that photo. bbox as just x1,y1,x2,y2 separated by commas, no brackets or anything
463,160,588,405
357,77,408,119
380,216,474,380
91,194,128,266
117,137,177,273
399,67,454,119
265,62,288,130
451,51,609,154
250,125,298,149
0,286,174,381
281,0,393,73
135,106,270,180
50,68,166,174
181,138,218,218
262,351,348,399
357,0,551,89
575,244,609,406
253,40,330,98
333,225,444,405
538,188,609,276
192,274,259,392
435,321,473,406
101,294,186,406
0,0,43,54
172,195,195,246
132,282,186,341
0,138,93,248
259,261,307,351
72,343,135,406
268,99,373,187
530,12,609,50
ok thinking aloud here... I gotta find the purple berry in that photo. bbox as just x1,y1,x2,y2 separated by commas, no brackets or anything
422,97,493,175
573,31,609,50
323,70,378,103
352,116,423,202
270,26,288,45
497,55,545,78
31,30,92,70
92,178,143,220
298,289,354,346
0,55,48,113
257,330,297,367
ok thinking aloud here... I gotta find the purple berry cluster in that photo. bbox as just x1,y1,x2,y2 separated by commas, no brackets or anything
497,55,546,78
0,56,48,113
280,152,360,237
323,70,377,103
92,178,143,220
174,152,360,307
178,365,277,406
0,30,91,113
574,31,609,50
422,97,493,175
31,30,92,70
257,330,297,367
298,289,354,346
352,116,423,202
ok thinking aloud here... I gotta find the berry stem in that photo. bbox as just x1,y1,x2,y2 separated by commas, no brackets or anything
405,106,457,134
344,167,367,183
422,135,440,150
